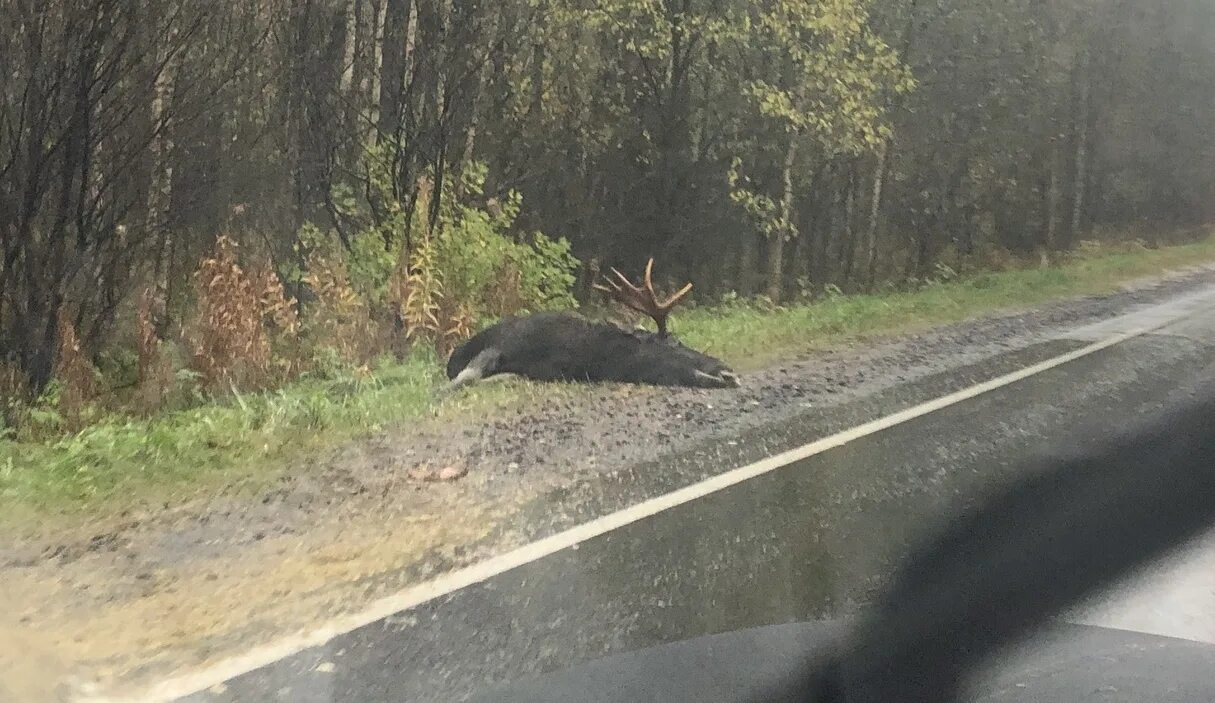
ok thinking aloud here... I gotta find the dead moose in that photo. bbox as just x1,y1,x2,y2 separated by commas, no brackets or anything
442,259,739,394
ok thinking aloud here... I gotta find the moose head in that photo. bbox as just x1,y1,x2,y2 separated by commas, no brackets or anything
442,259,739,394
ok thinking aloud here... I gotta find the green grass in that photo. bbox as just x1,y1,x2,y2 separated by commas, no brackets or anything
0,357,583,529
3,234,1215,526
678,236,1215,369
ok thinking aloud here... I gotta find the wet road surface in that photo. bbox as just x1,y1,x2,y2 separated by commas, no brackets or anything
170,297,1215,703
465,622,1215,703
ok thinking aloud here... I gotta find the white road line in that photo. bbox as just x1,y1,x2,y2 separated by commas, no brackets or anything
80,318,1181,703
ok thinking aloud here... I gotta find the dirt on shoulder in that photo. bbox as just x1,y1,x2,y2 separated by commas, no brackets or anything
3,265,1215,701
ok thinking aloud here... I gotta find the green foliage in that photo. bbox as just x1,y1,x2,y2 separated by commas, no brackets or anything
433,165,579,316
5,233,1214,523
320,146,579,333
7,0,1215,430
727,157,794,240
519,234,581,311
280,141,579,364
577,0,741,58
8,0,1215,529
742,0,913,152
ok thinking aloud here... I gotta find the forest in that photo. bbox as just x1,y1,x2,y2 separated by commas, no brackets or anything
3,0,1215,430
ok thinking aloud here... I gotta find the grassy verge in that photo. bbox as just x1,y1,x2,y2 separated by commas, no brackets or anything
678,236,1215,369
3,235,1215,524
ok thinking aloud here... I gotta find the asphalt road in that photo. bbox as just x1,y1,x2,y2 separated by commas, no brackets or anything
169,292,1215,703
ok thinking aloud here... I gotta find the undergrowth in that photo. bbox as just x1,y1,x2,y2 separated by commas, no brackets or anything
2,233,1214,524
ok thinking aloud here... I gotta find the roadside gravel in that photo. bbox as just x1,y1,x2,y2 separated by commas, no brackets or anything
4,264,1214,700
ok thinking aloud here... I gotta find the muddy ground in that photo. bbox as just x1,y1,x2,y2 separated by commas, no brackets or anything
3,264,1215,702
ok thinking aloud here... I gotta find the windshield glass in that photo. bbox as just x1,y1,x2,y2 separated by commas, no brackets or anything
3,1,1215,702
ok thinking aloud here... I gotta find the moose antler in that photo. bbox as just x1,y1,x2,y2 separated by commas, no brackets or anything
594,258,692,337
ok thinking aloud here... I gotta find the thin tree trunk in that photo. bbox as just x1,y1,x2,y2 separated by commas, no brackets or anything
767,135,799,303
349,0,379,150
341,0,358,92
841,166,858,286
378,0,412,140
529,39,545,119
738,232,757,296
1069,52,1092,247
148,33,177,333
1044,142,1062,256
370,0,384,112
825,168,844,285
864,139,890,289
289,0,347,228
812,175,832,286
449,1,486,199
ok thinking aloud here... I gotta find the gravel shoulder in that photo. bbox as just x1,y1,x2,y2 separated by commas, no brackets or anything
4,264,1215,701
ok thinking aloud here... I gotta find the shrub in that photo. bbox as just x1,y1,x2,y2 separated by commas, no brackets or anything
188,236,302,391
0,362,29,435
189,236,270,389
54,308,98,431
135,288,175,414
301,155,579,357
302,245,378,368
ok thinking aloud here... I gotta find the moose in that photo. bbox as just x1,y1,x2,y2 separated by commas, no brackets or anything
443,259,740,394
